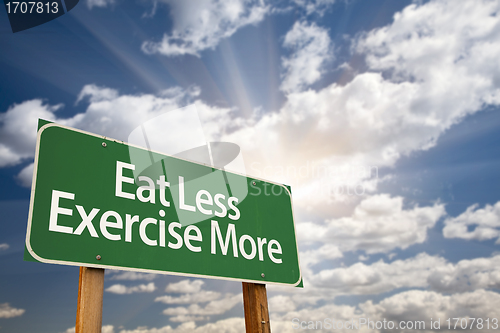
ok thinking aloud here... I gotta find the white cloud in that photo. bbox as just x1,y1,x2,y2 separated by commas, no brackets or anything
107,271,158,281
0,100,60,167
293,0,336,16
280,21,332,93
0,84,231,172
168,315,209,323
360,289,500,331
270,289,500,333
141,0,268,57
7,0,500,213
268,295,296,313
0,243,9,250
118,318,245,333
427,255,500,293
15,163,34,188
65,84,202,142
443,201,500,243
299,244,343,278
3,0,500,330
2,0,499,201
155,291,221,304
64,325,114,333
297,194,445,254
355,0,500,130
104,326,116,333
358,254,369,261
269,253,500,307
86,0,114,10
298,253,500,300
156,280,240,322
0,303,25,318
357,0,500,104
309,253,445,295
223,0,500,211
165,279,205,293
162,293,242,322
76,84,119,103
105,282,156,294
269,302,361,333
2,5,500,318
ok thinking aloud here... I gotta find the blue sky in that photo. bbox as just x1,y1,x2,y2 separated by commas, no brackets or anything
1,0,500,332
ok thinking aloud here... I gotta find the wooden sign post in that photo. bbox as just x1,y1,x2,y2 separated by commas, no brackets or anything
242,282,271,333
75,267,105,333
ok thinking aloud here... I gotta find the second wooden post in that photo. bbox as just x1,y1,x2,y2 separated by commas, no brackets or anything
242,282,271,333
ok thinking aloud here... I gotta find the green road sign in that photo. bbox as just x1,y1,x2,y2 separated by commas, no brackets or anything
25,121,302,287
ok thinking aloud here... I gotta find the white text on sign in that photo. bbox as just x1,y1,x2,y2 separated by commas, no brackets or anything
47,161,283,264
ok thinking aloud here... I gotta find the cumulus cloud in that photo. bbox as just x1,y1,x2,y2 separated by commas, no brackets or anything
6,0,500,208
63,325,114,333
107,271,158,281
3,0,500,331
280,21,332,93
299,243,343,276
293,0,336,16
15,163,34,188
289,253,500,301
0,303,25,318
141,0,268,57
162,293,242,322
427,255,500,293
354,0,500,134
357,0,500,99
76,84,119,103
155,291,221,304
297,194,445,254
222,0,500,210
269,253,500,307
1,3,500,313
2,0,498,199
0,243,9,250
0,84,232,187
309,253,445,295
269,295,297,313
0,100,60,167
271,289,500,333
70,286,500,333
361,289,500,332
118,318,245,333
105,282,156,294
443,201,500,243
156,280,239,322
165,279,205,293
65,84,208,142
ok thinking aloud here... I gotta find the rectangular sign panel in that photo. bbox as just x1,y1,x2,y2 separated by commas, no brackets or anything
25,121,302,287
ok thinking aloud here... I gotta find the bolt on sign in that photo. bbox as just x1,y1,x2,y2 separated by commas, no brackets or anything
25,120,302,287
